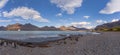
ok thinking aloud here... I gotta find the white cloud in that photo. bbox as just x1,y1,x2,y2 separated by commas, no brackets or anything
71,22,90,26
83,16,90,19
51,0,83,14
111,19,119,22
100,0,120,14
3,7,49,22
71,22,92,29
96,20,107,24
56,13,62,17
0,19,11,22
0,0,8,9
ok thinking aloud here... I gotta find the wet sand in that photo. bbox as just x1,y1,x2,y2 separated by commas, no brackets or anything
0,32,120,55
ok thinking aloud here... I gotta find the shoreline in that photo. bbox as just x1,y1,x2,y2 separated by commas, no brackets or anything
1,32,120,55
0,34,83,48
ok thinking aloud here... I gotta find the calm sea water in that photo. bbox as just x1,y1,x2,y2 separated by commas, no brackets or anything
0,31,99,42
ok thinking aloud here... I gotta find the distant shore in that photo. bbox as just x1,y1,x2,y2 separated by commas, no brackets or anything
0,32,120,55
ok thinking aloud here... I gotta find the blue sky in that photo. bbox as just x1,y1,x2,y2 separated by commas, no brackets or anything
0,0,120,29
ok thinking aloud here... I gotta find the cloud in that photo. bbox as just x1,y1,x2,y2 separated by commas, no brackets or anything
71,22,92,29
111,19,119,22
56,13,62,17
85,26,95,29
96,20,107,24
0,0,8,9
51,0,83,14
0,12,2,17
71,22,90,26
100,0,120,14
83,16,90,19
2,7,49,22
14,19,23,22
0,19,11,22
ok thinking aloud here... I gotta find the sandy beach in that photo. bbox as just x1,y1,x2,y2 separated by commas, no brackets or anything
0,32,120,55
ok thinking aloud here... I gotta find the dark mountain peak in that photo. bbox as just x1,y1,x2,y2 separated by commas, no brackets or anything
40,26,60,31
21,23,39,31
49,26,56,28
24,23,32,25
0,26,6,31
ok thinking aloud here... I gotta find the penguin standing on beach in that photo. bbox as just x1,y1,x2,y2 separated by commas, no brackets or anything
0,40,4,46
11,42,17,48
0,40,1,43
3,41,7,47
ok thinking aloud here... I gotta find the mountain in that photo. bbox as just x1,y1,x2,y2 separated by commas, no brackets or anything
59,26,88,31
0,23,88,31
6,23,40,31
3,23,60,31
6,23,22,31
21,23,40,31
59,26,67,31
95,20,120,31
59,26,77,31
0,26,6,31
39,26,60,31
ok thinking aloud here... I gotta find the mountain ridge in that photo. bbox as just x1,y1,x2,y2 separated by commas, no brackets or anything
0,23,88,31
95,20,120,31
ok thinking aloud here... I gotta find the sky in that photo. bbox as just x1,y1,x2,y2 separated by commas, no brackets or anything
0,0,120,29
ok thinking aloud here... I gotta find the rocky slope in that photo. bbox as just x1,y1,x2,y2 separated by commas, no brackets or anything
6,23,40,31
95,20,120,31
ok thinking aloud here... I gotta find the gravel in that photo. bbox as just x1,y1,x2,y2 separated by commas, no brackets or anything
0,32,120,55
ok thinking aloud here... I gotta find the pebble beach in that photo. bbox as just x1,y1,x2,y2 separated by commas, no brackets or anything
0,32,120,55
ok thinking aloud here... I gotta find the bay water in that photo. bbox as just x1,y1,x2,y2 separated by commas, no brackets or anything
0,31,98,42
